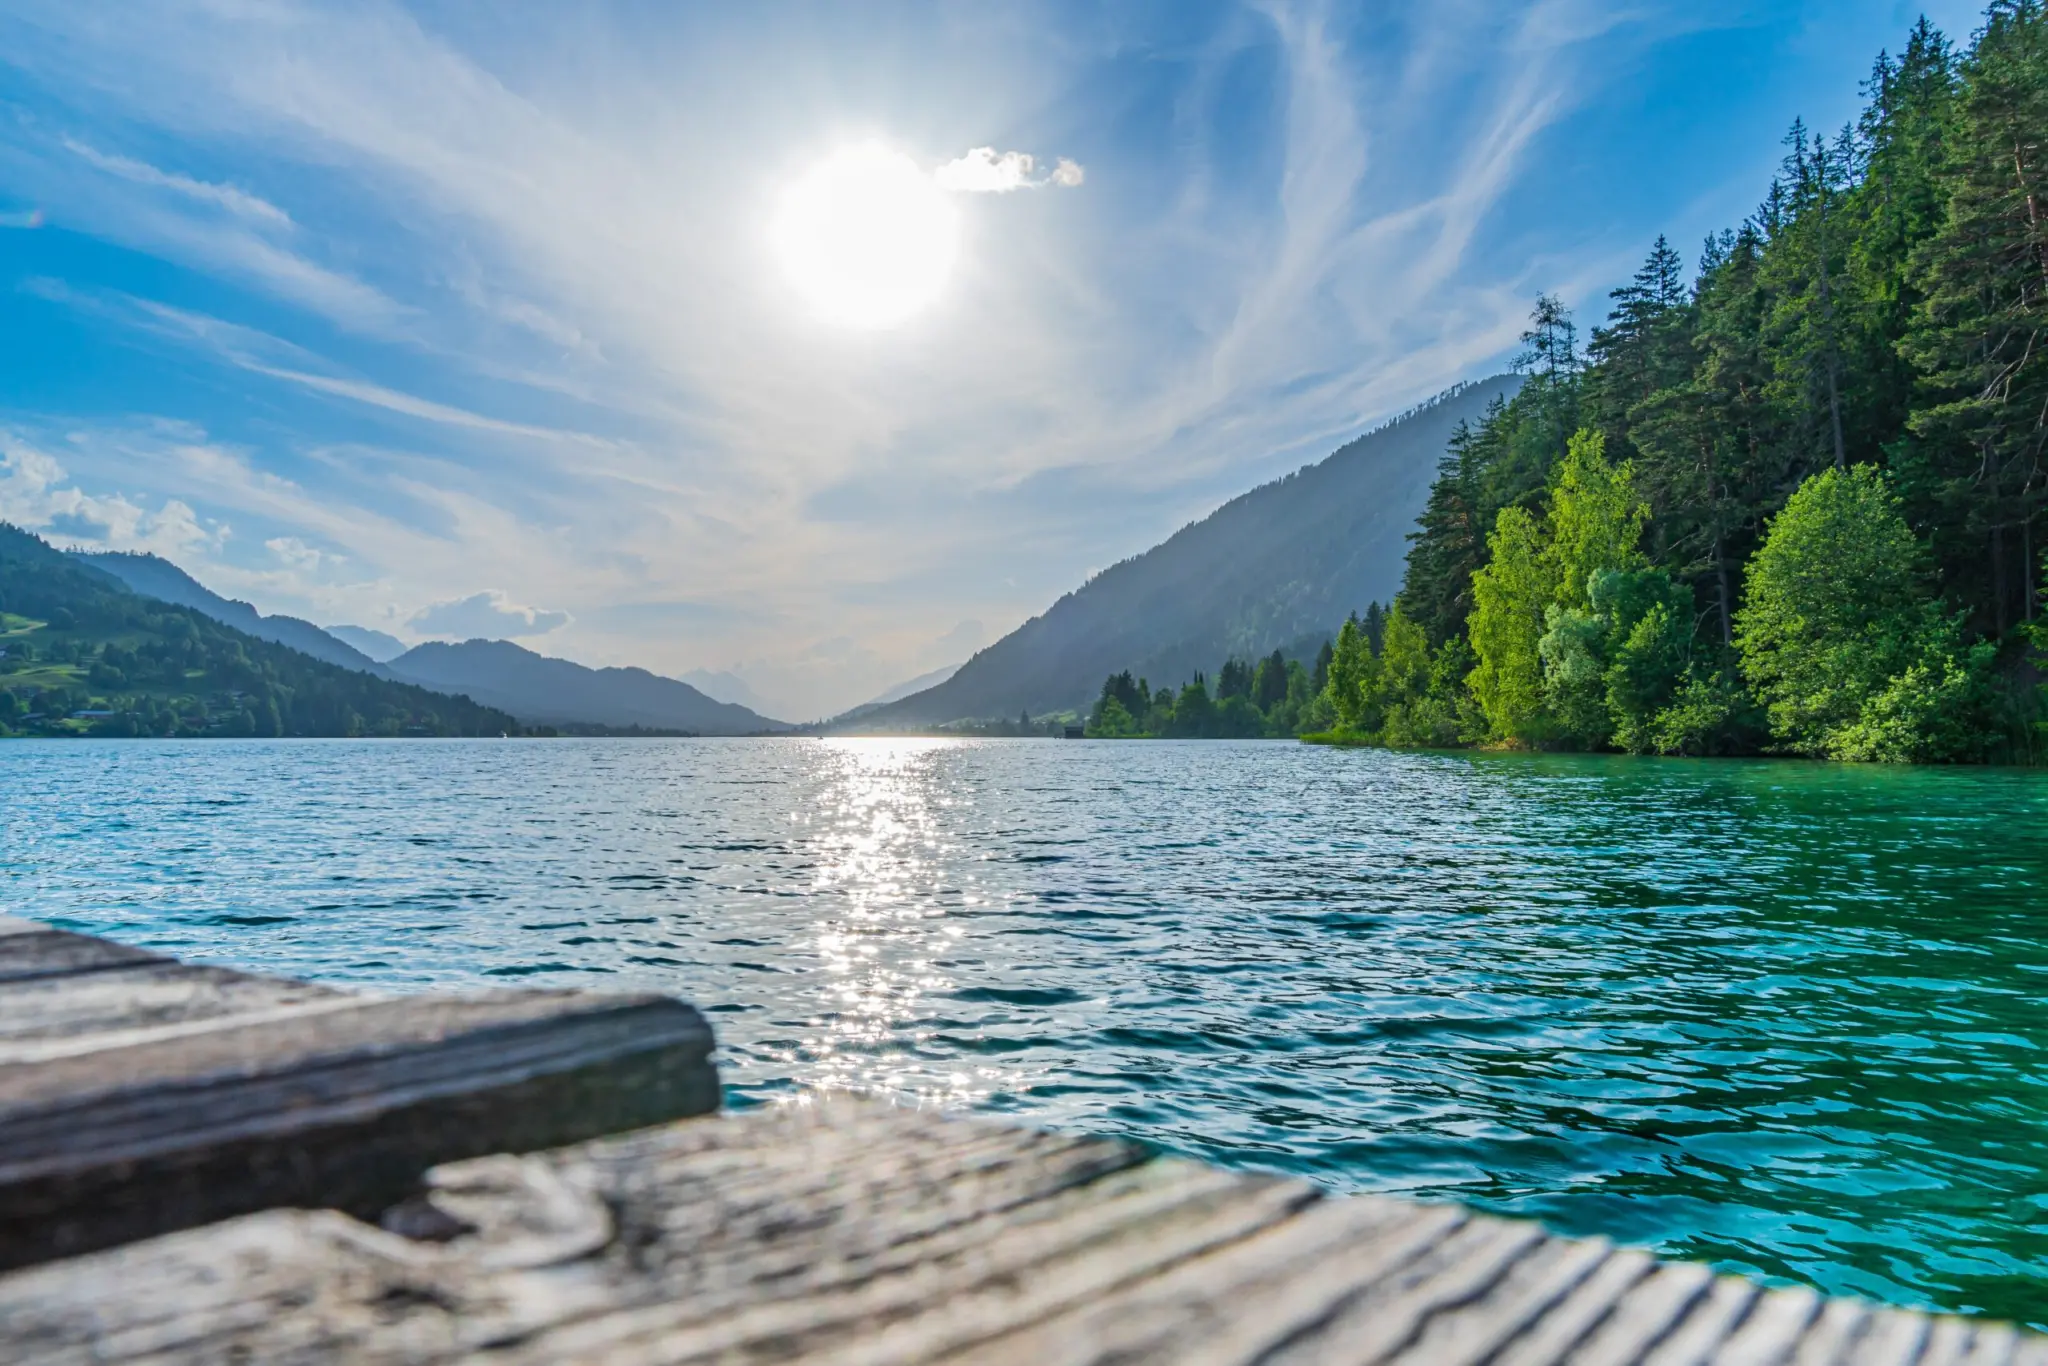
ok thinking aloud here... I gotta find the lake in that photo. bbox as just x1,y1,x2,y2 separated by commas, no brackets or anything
3,736,2044,1322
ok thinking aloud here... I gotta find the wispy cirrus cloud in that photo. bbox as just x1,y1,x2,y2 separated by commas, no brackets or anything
62,138,292,227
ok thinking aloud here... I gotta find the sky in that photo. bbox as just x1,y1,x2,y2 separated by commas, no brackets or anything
0,0,1991,721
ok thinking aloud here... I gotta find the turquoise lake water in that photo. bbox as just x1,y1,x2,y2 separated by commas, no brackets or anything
3,736,2045,1322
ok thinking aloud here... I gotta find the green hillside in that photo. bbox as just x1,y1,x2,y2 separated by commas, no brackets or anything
0,524,521,738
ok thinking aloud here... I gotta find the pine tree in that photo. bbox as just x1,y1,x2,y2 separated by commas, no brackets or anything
1400,415,1494,645
1903,0,2048,633
1852,21,1960,445
1764,120,1857,473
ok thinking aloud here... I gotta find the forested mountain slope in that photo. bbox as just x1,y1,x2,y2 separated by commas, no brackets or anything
0,525,518,737
74,552,387,675
1312,11,2048,765
858,375,1520,725
69,550,786,733
387,639,787,734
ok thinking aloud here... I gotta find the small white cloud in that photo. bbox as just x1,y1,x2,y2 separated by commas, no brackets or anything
266,535,339,570
144,499,215,553
410,590,570,639
934,147,1085,193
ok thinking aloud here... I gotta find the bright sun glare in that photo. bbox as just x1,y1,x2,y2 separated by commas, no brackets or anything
772,145,960,330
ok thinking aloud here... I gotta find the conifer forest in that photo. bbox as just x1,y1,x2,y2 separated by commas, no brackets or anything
1092,7,2048,763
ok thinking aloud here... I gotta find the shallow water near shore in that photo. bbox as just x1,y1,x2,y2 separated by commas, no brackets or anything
4,736,2045,1322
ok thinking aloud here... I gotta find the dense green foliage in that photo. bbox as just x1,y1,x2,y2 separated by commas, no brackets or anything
1378,7,2048,763
0,524,521,738
1735,466,1999,760
1084,650,1323,738
1084,7,2048,762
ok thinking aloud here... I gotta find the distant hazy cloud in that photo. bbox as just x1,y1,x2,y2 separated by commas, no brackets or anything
265,535,338,570
410,590,570,639
934,147,1084,193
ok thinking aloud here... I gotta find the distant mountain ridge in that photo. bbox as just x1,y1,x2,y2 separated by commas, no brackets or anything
856,375,1521,726
822,662,966,728
678,668,778,717
76,552,389,676
863,662,962,709
325,624,409,662
387,639,787,734
78,551,787,733
8,526,517,737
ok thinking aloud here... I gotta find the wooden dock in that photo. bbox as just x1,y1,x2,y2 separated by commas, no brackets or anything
0,919,2038,1364
0,915,715,1268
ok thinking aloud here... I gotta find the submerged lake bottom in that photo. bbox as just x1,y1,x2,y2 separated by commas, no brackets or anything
3,737,2044,1323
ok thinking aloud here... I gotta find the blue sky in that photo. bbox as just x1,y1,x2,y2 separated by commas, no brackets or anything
0,0,1989,719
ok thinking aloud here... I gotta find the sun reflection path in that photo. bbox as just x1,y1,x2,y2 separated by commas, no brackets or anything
774,739,1010,1111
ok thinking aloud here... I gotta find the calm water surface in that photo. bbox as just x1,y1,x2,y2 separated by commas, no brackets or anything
3,737,2045,1322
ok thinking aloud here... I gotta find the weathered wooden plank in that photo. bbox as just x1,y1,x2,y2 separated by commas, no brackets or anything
1380,1234,1617,1365
513,1124,1306,1364
0,958,342,1051
914,1197,1464,1366
1566,1262,1719,1366
1636,1275,1759,1364
1489,1248,1658,1366
0,920,159,983
1786,1296,1873,1365
1,1097,2029,1365
1709,1284,1820,1363
0,984,717,1270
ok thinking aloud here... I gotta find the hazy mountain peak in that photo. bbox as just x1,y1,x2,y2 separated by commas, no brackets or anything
387,638,789,734
856,375,1520,726
324,624,409,663
678,668,775,715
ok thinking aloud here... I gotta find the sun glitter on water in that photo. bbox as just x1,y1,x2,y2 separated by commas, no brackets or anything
771,145,960,330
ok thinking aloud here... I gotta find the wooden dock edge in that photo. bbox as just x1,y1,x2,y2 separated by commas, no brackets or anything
0,918,719,1269
4,1096,2040,1364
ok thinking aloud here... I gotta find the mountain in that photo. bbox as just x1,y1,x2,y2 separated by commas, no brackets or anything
678,668,777,716
74,552,386,675
864,662,963,709
386,639,787,734
325,624,409,662
857,375,1521,727
822,662,967,727
68,550,785,733
1,524,519,737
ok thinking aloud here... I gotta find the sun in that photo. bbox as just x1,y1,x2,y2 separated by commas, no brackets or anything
771,145,960,330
